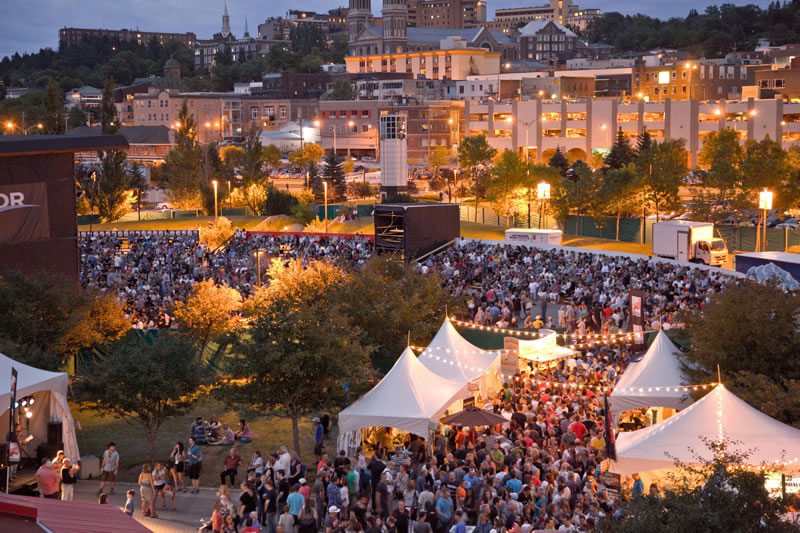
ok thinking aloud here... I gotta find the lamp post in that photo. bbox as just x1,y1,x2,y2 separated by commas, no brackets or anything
5,121,43,135
537,181,551,230
255,249,265,285
227,180,232,209
212,179,219,224
323,181,329,234
346,120,354,158
759,188,773,252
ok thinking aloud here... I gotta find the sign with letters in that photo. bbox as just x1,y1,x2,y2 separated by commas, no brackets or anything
0,182,50,245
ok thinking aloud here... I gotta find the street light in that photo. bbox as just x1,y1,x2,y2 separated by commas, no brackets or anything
601,123,610,147
211,179,219,224
323,181,328,234
759,188,773,252
537,181,551,229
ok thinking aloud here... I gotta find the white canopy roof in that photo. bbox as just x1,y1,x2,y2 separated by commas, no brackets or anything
418,319,500,384
0,352,79,461
609,331,692,422
338,347,467,436
612,384,800,475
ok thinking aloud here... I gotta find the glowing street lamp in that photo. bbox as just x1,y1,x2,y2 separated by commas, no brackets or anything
254,249,266,285
323,181,329,234
212,179,219,224
758,188,773,252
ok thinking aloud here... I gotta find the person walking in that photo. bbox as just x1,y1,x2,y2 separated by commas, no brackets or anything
187,437,202,493
153,462,168,509
98,442,119,495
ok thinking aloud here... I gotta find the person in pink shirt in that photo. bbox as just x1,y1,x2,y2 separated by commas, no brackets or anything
36,459,61,499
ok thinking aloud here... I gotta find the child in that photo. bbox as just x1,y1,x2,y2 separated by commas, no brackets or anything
124,490,136,516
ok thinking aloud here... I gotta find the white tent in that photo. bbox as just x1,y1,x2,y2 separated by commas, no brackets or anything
609,331,692,423
418,319,501,385
0,353,79,462
338,347,467,436
612,384,800,475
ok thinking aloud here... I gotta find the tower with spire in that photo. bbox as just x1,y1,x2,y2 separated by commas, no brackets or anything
222,1,231,38
243,15,249,38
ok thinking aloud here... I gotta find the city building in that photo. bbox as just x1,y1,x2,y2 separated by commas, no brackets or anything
407,0,487,29
463,96,800,169
633,61,771,102
519,20,579,62
348,0,516,61
489,0,600,34
114,59,188,126
58,27,196,49
316,99,464,162
355,77,444,101
68,125,175,164
194,4,279,72
755,59,800,100
129,88,318,143
463,67,633,98
64,86,102,111
379,112,409,196
345,41,502,80
4,87,43,99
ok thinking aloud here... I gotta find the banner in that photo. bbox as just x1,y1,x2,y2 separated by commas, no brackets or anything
603,391,617,461
629,290,646,351
0,183,50,245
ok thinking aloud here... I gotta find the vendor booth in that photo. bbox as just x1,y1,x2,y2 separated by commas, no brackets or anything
611,383,800,476
609,331,692,426
0,352,79,463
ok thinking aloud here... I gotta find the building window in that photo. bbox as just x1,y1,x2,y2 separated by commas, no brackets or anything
251,106,258,119
280,106,286,118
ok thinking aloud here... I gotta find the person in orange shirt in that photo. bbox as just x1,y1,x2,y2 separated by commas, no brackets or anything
454,427,466,450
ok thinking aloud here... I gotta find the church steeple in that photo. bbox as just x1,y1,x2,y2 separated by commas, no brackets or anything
222,1,231,38
244,15,249,38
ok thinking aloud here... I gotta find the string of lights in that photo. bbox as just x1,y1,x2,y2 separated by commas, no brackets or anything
448,318,654,342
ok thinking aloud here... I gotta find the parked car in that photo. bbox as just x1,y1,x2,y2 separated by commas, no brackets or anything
776,218,799,229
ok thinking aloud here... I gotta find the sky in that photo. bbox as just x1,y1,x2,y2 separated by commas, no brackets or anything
0,0,774,61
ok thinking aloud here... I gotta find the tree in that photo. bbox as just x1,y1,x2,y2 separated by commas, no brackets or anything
637,139,688,221
289,143,324,168
162,100,203,210
698,128,743,205
74,335,201,461
457,134,497,220
289,24,327,56
548,147,569,176
66,106,87,130
598,164,640,240
680,280,800,427
220,145,245,167
550,162,601,234
224,259,373,452
43,77,64,134
61,293,130,361
487,150,527,217
518,164,560,228
308,161,324,202
330,79,353,100
601,439,800,533
605,127,636,170
262,184,299,216
173,279,243,376
334,257,457,371
200,143,233,215
741,136,790,197
323,149,347,201
241,123,268,215
263,144,281,167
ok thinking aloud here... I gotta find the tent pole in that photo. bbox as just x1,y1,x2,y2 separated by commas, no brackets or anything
717,364,722,385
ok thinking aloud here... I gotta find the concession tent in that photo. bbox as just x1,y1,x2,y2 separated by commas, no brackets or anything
611,384,800,476
0,352,79,461
418,319,501,393
609,330,692,424
337,347,467,437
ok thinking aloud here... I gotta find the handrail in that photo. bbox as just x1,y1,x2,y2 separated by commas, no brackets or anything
414,239,456,263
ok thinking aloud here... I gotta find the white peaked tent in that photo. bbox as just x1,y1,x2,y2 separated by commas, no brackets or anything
612,384,800,475
418,319,501,386
609,331,692,423
338,347,468,436
0,353,79,461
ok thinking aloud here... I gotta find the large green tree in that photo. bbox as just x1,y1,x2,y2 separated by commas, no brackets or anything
637,139,688,221
698,128,743,206
94,79,135,222
322,149,347,201
43,77,65,134
223,259,373,452
550,161,601,234
457,134,497,220
74,335,201,460
487,150,527,218
605,127,636,170
680,280,800,427
598,164,641,240
240,122,268,214
162,100,203,209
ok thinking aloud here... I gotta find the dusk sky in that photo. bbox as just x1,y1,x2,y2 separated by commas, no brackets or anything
1,0,773,60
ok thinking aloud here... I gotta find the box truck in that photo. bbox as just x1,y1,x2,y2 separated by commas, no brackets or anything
734,252,800,290
651,221,728,266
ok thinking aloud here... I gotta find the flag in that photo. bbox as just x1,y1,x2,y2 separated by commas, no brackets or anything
603,391,617,461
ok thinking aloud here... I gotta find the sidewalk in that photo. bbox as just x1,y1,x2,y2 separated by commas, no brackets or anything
73,481,222,533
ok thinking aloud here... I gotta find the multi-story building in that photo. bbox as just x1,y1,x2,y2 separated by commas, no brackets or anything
129,88,318,143
68,125,175,165
407,0,487,29
348,0,516,61
355,78,444,101
64,86,102,111
633,61,771,102
464,96,800,168
345,41,502,80
316,99,464,162
194,5,279,72
489,0,600,34
520,20,578,63
258,17,292,41
59,27,196,49
755,60,800,100
464,67,633,98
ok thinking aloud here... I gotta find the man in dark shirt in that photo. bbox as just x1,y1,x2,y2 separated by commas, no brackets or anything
240,482,257,519
262,480,278,533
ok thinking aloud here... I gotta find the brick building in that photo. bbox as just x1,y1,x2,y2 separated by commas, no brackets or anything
59,27,196,49
633,61,771,102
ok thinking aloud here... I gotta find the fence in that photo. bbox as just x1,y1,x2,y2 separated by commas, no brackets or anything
78,230,199,239
458,206,800,253
77,207,255,226
316,204,374,220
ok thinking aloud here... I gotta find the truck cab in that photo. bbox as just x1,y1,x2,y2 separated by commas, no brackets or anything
695,238,728,266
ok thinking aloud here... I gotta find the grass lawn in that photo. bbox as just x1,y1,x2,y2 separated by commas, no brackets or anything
78,216,267,232
72,397,336,488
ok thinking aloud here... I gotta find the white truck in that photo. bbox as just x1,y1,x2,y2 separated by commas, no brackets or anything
504,228,563,246
651,221,728,266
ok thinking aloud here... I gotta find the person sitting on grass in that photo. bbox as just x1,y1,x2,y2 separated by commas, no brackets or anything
209,423,235,446
235,419,252,443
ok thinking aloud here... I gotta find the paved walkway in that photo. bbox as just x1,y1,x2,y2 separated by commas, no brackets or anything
73,481,222,533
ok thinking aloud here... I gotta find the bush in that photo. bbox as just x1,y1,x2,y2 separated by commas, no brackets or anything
347,181,376,199
291,202,317,225
383,193,415,204
261,185,299,216
199,216,234,249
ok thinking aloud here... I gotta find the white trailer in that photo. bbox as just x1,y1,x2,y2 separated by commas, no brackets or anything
652,221,728,266
504,228,563,246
